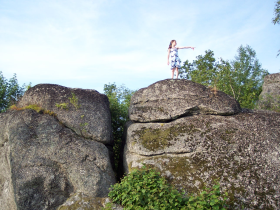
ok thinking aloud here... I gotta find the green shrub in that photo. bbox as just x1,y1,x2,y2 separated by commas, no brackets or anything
107,166,228,210
108,166,187,209
183,184,228,210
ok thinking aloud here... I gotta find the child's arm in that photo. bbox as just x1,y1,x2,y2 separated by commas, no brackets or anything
167,48,171,65
177,46,195,50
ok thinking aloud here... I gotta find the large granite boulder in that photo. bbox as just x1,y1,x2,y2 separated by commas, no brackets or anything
258,73,280,112
123,80,280,209
18,84,112,145
129,79,241,122
0,84,116,210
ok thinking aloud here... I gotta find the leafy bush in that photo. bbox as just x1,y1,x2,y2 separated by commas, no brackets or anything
183,184,228,210
107,166,228,210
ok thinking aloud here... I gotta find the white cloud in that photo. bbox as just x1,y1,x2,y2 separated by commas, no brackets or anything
0,0,278,93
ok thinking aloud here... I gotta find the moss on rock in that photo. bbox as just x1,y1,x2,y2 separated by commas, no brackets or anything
133,124,200,151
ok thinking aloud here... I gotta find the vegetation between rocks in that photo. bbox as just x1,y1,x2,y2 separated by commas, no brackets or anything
103,83,135,172
105,165,228,210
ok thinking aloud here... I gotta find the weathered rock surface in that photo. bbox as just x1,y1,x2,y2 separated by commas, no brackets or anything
18,84,112,145
124,80,280,209
0,141,17,210
129,79,241,122
57,193,123,210
0,84,116,210
260,73,280,97
258,73,280,111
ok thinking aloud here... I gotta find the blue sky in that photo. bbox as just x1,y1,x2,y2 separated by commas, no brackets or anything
0,0,279,93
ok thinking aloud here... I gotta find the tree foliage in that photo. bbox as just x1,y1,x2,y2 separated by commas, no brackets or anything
179,50,217,86
0,71,25,113
103,83,135,171
179,45,269,109
273,0,280,25
273,0,280,56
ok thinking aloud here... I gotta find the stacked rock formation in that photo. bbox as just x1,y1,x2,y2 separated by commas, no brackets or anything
258,73,280,111
123,79,280,209
0,84,116,210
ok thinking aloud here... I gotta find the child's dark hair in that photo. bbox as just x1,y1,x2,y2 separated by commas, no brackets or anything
168,40,176,49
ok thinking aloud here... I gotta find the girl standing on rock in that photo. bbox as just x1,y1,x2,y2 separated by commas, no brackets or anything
167,40,195,79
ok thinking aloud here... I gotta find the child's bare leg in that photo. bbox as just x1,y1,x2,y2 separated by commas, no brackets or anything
171,68,175,79
175,68,179,79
